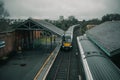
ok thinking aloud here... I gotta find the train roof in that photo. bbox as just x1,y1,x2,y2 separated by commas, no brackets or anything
86,21,120,57
77,36,120,80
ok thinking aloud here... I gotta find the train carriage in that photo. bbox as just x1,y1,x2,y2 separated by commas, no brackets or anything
61,25,77,50
61,33,73,50
61,24,80,50
77,35,120,80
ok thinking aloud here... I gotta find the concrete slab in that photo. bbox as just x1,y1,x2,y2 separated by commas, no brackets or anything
0,45,55,80
34,44,61,80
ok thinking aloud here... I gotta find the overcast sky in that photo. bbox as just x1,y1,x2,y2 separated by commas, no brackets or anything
2,0,120,20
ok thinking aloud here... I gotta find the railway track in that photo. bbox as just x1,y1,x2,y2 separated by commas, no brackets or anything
45,50,72,80
46,26,82,80
53,51,71,80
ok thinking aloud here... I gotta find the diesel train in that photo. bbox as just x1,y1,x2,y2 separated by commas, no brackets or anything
77,35,120,80
61,25,78,50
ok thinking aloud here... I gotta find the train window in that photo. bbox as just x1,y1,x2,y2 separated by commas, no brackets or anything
65,36,71,42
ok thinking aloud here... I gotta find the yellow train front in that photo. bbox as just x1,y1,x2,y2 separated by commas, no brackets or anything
61,25,76,51
61,34,73,50
62,42,72,49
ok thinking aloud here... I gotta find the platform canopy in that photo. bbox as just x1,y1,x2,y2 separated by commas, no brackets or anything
16,18,64,36
86,21,120,57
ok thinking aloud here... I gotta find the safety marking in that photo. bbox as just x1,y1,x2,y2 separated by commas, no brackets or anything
78,75,81,80
42,50,59,80
34,52,54,80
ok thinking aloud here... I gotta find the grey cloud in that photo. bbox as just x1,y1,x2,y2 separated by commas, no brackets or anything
2,0,120,20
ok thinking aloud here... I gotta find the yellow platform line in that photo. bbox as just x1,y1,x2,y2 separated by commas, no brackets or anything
34,52,54,80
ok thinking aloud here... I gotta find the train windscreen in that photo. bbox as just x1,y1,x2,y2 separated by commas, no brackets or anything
64,36,71,42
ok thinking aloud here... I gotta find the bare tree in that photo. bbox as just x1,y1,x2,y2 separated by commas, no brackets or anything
0,1,9,19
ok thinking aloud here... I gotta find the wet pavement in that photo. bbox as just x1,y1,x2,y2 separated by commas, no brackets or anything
0,45,56,80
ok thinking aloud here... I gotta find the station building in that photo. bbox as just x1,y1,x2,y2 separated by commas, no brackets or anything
0,21,15,58
0,18,64,58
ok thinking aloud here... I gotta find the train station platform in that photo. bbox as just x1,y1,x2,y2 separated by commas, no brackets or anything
0,44,61,80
